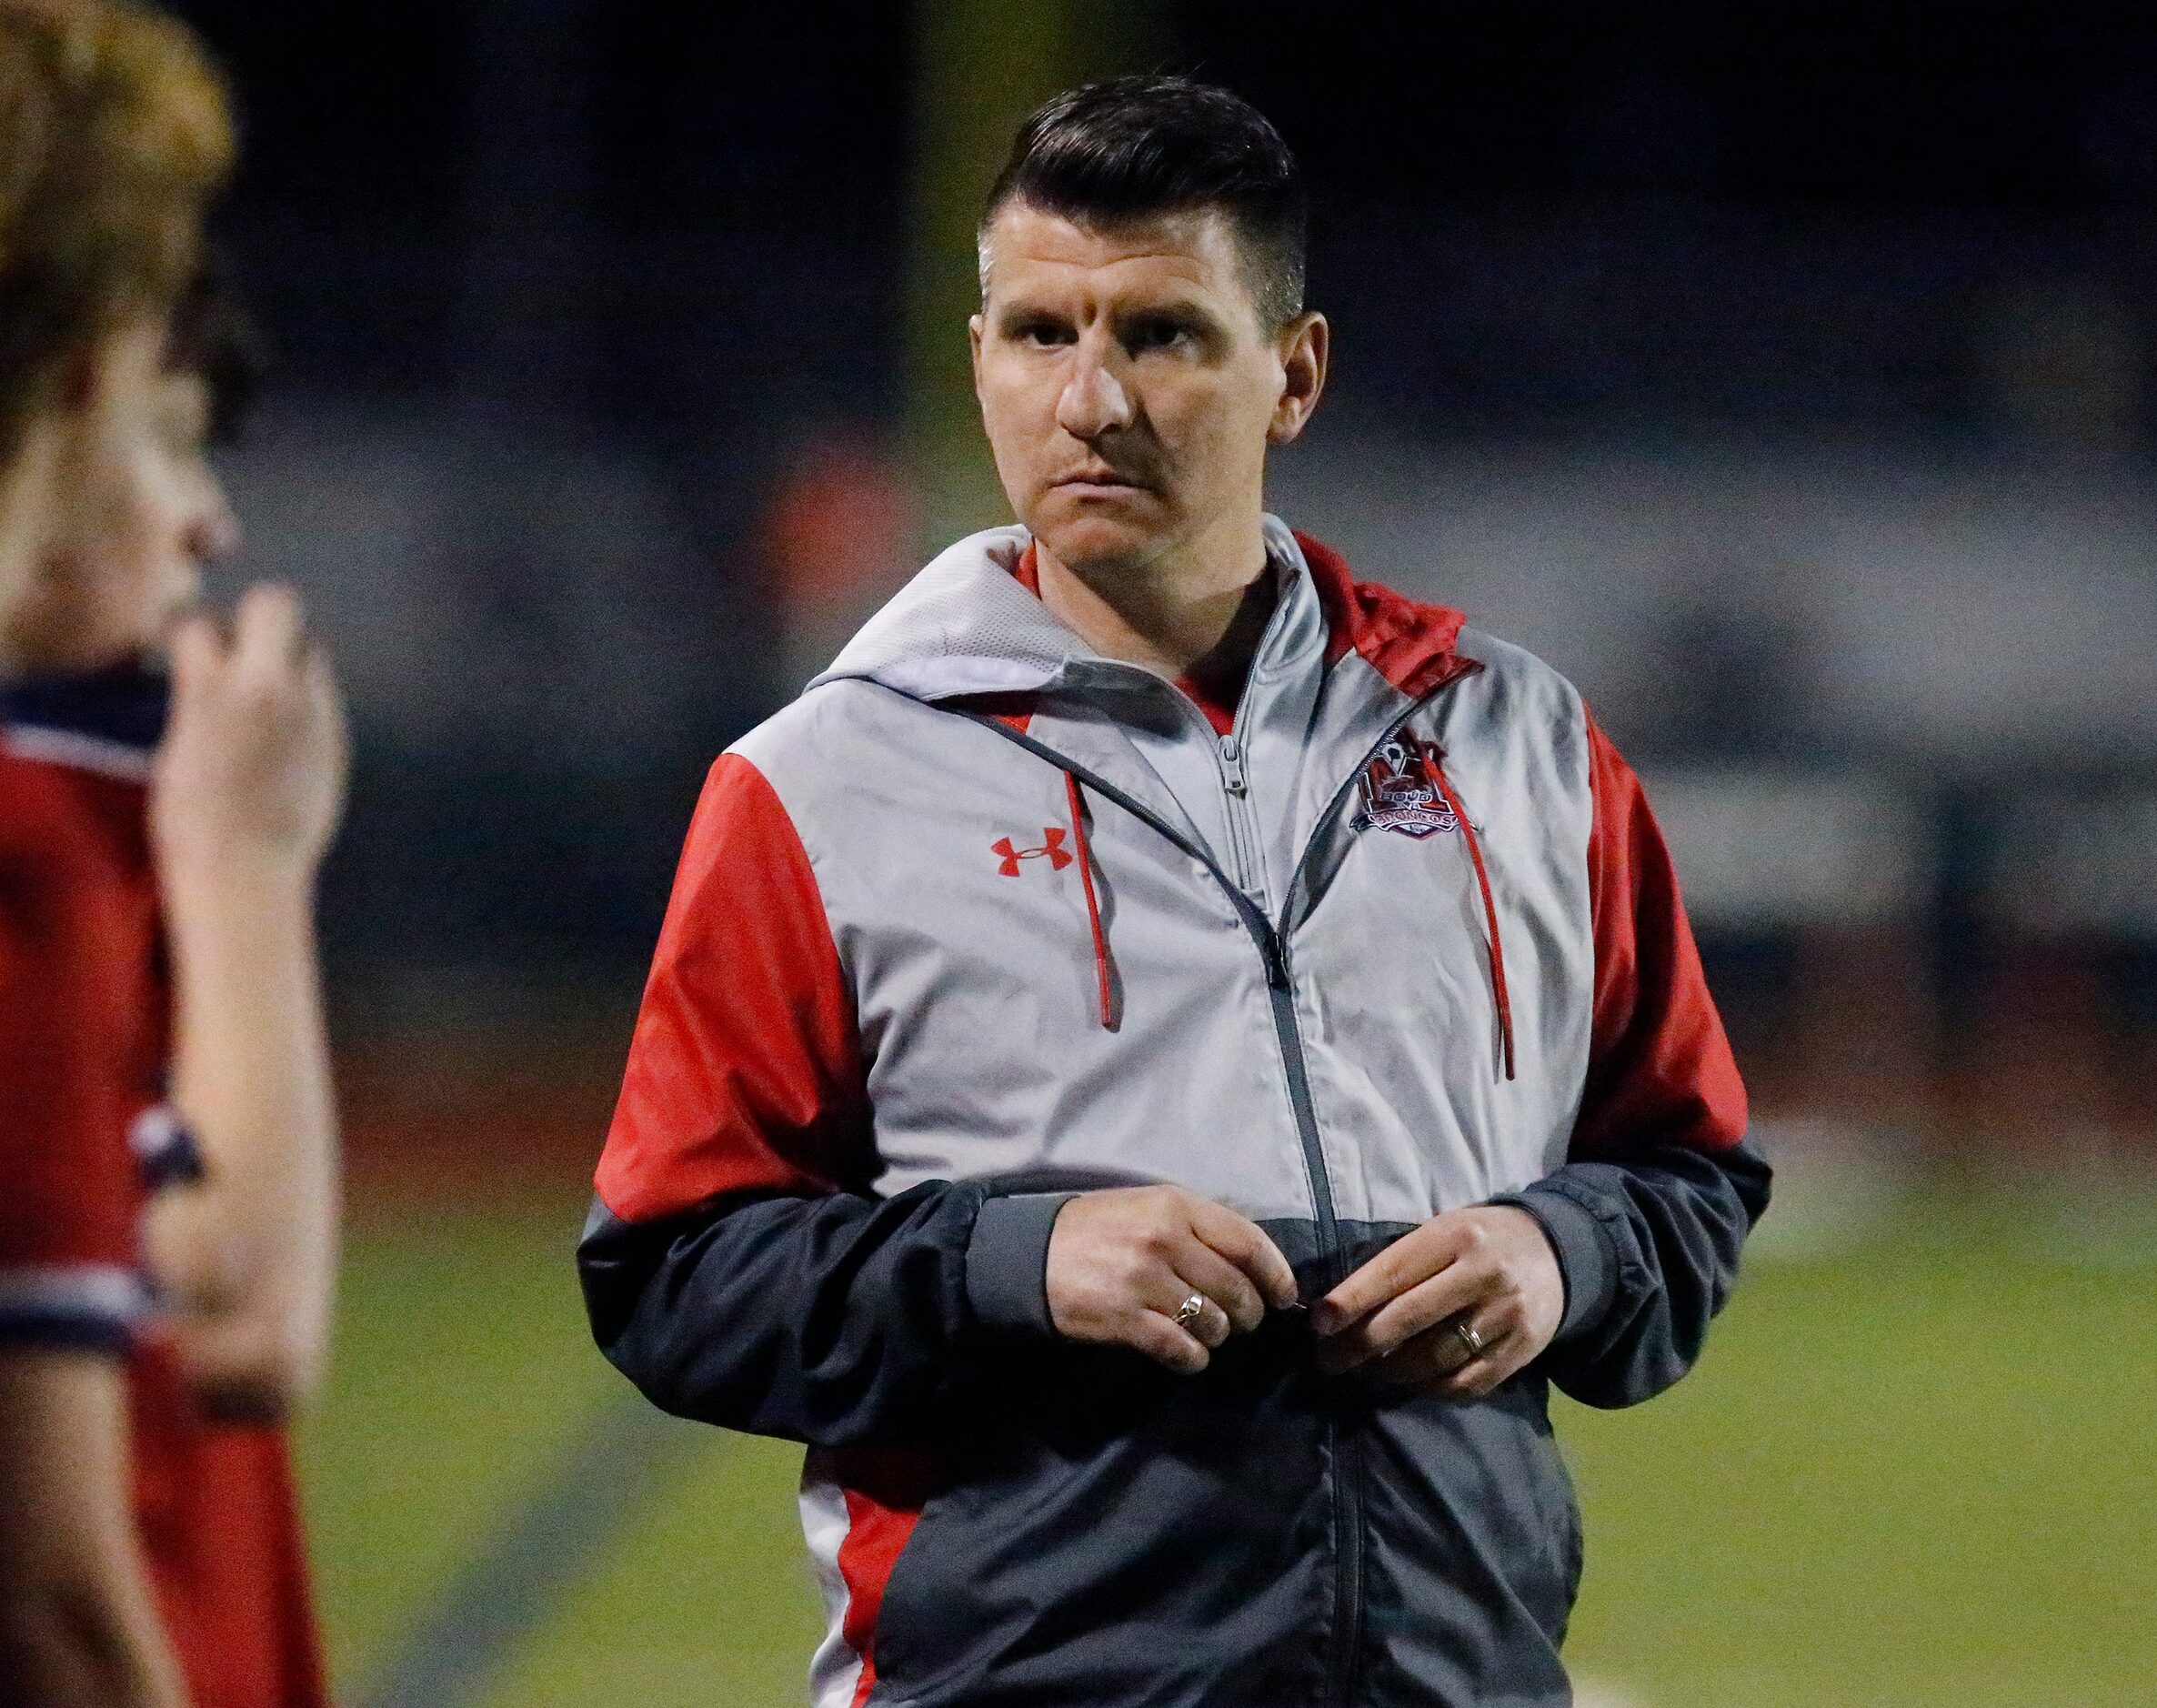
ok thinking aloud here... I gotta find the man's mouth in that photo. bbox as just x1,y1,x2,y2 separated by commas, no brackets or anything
1052,469,1154,496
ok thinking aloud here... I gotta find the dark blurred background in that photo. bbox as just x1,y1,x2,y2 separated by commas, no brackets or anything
179,1,2157,1091
161,6,2157,1703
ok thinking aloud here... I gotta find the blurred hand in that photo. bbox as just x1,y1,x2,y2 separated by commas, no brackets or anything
1045,1186,1299,1374
1312,1205,1563,1399
153,584,347,895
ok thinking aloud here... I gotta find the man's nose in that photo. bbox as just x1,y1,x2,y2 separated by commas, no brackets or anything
189,481,241,565
1055,344,1134,440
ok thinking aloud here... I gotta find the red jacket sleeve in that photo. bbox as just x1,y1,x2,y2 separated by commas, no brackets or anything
579,754,1035,1446
0,829,146,1354
1494,710,1770,1408
594,753,873,1224
1574,714,1749,1158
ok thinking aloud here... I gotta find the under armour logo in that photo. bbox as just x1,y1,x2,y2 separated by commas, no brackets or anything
992,829,1073,877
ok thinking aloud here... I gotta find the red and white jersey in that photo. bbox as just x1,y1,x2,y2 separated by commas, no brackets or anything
0,669,327,1708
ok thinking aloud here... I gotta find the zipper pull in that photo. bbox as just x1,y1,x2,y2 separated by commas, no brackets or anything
1219,734,1248,796
1259,930,1289,989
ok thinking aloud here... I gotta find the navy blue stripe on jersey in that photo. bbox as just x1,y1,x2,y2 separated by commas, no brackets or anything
0,658,170,757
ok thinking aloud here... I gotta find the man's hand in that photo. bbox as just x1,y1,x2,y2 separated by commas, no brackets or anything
146,583,346,1422
153,583,347,898
1312,1206,1563,1399
1046,1187,1299,1374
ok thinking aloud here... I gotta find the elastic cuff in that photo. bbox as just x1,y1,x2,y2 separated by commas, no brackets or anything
964,1192,1077,1336
1493,1185,1617,1348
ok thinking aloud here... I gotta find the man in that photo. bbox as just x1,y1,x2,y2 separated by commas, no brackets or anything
0,4,345,1703
583,75,1769,1707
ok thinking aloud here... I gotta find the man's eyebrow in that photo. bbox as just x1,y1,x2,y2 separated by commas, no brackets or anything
1112,299,1230,343
1123,290,1229,322
993,297,1069,331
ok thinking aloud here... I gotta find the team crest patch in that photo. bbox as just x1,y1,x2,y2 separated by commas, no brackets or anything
993,829,1074,876
1351,734,1459,839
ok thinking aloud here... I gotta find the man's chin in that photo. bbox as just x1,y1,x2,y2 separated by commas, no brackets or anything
1028,505,1174,579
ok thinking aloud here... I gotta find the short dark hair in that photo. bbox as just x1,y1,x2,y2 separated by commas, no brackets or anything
981,75,1307,328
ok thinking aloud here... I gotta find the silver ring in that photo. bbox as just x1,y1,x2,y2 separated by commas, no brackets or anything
1450,1318,1486,1361
1172,1292,1208,1329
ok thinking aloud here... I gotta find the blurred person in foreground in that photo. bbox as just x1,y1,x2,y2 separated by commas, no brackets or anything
0,4,344,1704
583,76,1769,1706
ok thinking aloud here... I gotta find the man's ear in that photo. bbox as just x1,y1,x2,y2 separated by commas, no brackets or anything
968,312,986,399
1269,311,1329,446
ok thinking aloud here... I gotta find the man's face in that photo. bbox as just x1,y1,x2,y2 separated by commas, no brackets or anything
971,200,1322,579
2,317,237,676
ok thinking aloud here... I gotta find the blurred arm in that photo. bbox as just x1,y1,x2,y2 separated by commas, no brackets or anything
0,835,186,1704
1495,712,1771,1408
0,1351,190,1708
146,865,338,1422
145,589,346,1424
579,754,1041,1449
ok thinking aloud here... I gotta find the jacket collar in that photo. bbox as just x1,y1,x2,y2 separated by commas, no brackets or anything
808,517,1470,707
810,524,1063,701
1296,532,1474,701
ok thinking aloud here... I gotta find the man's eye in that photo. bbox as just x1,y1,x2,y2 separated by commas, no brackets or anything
1013,320,1073,347
1129,320,1193,353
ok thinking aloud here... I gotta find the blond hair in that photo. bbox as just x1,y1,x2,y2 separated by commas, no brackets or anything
0,0,232,456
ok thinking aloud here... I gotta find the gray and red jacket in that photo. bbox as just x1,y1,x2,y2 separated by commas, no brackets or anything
578,519,1769,1708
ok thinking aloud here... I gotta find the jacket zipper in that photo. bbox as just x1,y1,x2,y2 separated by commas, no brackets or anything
1215,731,1264,898
1218,733,1248,798
1252,927,1366,1708
960,667,1475,1708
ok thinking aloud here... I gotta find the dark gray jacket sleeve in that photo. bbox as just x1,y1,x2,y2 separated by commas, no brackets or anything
1494,1136,1771,1409
1492,712,1773,1408
577,1184,1072,1448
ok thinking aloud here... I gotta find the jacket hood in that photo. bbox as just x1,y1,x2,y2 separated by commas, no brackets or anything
806,516,1473,706
808,524,1062,701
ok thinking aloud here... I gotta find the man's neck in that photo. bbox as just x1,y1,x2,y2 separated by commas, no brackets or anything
1034,520,1272,679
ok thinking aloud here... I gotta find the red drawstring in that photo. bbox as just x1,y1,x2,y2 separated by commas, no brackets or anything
1058,754,1502,1069
1065,772,1116,1030
1421,753,1516,1081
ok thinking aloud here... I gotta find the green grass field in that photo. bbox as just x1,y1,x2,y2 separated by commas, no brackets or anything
302,1186,2157,1707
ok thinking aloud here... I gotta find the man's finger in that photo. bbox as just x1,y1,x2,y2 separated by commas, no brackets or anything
1187,1297,1232,1350
232,582,305,680
1139,1267,1234,1348
165,610,223,688
1321,1263,1490,1373
300,640,338,708
1187,1200,1299,1311
1314,1220,1463,1335
1370,1314,1515,1391
1425,1326,1530,1401
1129,1311,1210,1375
1167,1237,1268,1335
